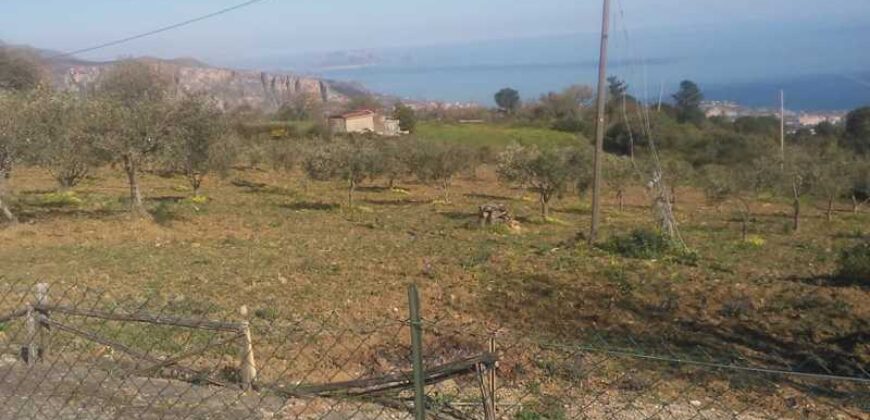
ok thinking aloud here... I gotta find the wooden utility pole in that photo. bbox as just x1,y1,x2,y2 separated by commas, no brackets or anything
589,0,611,244
779,89,785,169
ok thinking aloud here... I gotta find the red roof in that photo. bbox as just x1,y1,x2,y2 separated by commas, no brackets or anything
331,109,376,119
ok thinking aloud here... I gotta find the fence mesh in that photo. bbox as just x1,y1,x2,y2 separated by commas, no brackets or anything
0,280,867,419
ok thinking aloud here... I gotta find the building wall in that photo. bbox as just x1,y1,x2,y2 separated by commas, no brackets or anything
328,118,347,133
344,115,375,133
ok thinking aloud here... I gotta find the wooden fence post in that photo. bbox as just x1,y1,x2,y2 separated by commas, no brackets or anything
23,282,50,366
25,304,37,366
35,283,49,360
238,306,257,391
489,335,497,416
408,284,426,420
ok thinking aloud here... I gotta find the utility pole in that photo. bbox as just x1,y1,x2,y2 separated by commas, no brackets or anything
779,89,785,169
588,0,611,244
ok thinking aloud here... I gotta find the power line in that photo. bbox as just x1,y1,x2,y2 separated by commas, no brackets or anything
52,0,270,59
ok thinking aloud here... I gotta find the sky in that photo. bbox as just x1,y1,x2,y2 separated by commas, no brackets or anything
1,0,869,65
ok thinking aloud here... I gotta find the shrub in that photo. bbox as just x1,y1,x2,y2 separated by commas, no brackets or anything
602,229,673,260
835,241,870,285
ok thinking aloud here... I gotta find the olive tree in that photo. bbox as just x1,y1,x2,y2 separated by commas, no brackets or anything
24,90,108,189
303,135,382,207
96,60,172,213
376,137,411,189
411,141,472,203
660,156,694,210
701,163,768,240
605,155,635,212
163,95,233,196
810,145,853,221
0,92,25,222
497,144,590,219
781,149,818,232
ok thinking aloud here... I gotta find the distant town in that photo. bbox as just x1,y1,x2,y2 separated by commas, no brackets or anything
701,100,846,132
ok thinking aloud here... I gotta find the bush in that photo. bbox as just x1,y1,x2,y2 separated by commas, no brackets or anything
835,241,870,285
602,229,674,260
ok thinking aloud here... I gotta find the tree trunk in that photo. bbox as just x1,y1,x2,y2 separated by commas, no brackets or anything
540,194,550,220
670,186,677,210
617,190,624,212
123,155,144,213
826,196,834,222
0,195,16,224
853,194,859,214
442,180,450,203
347,180,356,208
792,198,800,232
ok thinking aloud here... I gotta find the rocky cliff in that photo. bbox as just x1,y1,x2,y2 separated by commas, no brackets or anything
44,56,366,112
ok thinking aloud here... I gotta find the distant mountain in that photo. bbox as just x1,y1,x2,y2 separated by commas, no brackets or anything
2,42,371,112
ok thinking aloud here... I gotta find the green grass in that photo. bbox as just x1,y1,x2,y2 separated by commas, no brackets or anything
416,122,583,148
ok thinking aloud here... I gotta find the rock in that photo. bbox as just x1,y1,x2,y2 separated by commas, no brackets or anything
478,203,517,229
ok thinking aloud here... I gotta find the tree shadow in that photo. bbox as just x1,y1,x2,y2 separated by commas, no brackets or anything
231,179,294,196
279,201,340,211
440,211,477,221
464,193,514,201
356,186,391,193
15,207,126,223
146,196,186,204
361,198,426,206
785,274,869,290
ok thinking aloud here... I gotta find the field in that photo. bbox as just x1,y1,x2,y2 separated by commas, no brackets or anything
416,122,582,148
2,153,868,368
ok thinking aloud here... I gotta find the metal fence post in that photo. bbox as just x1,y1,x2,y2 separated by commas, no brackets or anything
408,284,426,420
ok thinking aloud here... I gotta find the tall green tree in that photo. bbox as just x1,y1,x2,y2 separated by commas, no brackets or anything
495,88,521,114
672,80,705,125
393,102,417,133
842,107,870,155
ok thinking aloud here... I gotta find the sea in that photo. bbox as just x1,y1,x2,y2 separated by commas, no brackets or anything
294,23,870,112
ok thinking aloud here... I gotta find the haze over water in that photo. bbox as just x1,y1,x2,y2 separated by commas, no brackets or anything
299,23,870,111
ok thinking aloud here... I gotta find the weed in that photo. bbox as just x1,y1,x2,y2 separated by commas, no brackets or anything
602,229,673,260
835,240,870,285
720,296,755,318
254,307,279,321
35,191,83,208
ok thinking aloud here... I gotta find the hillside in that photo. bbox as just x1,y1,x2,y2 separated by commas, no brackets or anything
2,42,370,112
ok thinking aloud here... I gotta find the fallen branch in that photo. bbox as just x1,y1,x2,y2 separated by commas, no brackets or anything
276,352,497,397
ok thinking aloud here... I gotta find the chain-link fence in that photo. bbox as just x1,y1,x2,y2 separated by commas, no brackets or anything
0,280,867,419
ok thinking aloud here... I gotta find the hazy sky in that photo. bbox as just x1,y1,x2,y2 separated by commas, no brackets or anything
1,0,868,64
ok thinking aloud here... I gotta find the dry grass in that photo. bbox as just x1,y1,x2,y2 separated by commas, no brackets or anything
1,164,868,375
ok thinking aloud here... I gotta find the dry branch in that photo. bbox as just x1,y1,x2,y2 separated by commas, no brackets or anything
282,352,497,397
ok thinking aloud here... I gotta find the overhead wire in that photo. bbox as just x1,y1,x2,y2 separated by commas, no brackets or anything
51,0,271,59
